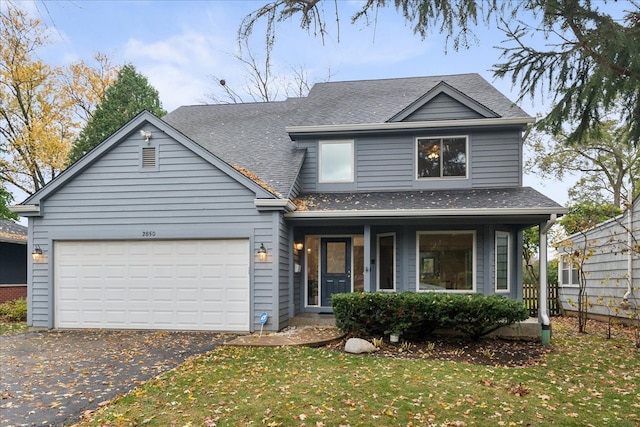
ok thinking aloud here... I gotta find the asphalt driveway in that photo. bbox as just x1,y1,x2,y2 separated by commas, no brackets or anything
0,329,228,426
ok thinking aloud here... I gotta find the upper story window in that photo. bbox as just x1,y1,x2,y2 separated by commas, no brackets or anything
416,136,467,179
319,140,354,183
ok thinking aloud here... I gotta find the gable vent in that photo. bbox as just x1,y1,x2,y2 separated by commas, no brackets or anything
142,146,156,168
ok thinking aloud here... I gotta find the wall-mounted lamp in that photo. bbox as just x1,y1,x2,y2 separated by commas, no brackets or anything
32,245,43,261
140,130,152,143
294,242,304,251
257,243,267,261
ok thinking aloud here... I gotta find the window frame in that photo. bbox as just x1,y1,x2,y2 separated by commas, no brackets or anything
494,231,511,293
415,135,468,180
559,255,581,287
416,230,477,293
376,233,396,292
318,140,355,183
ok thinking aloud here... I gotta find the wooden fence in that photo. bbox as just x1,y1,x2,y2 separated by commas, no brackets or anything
523,282,561,317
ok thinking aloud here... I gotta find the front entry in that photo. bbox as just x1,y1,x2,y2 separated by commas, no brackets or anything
320,237,351,307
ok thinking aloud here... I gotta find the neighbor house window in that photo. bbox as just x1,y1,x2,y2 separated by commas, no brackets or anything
417,231,475,292
559,255,581,287
377,233,396,291
416,136,467,178
495,231,510,292
319,140,354,183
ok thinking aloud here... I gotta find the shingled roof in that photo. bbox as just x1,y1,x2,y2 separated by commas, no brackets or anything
164,98,306,198
163,73,529,199
290,187,565,216
0,220,27,244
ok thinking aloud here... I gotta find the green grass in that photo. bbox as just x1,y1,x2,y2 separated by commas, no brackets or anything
77,318,639,427
0,321,28,334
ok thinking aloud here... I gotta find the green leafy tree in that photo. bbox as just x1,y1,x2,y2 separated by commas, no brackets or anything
526,119,640,208
559,202,622,236
68,64,166,164
242,0,640,144
0,187,17,221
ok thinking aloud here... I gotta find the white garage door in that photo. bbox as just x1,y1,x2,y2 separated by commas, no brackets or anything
54,240,250,331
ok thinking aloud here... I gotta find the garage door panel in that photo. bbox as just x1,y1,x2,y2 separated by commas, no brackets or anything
55,239,250,331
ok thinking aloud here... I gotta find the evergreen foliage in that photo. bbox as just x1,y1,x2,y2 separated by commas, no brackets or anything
68,64,166,164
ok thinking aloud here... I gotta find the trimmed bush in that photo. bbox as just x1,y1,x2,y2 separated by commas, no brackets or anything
332,292,529,341
0,297,27,322
439,294,530,340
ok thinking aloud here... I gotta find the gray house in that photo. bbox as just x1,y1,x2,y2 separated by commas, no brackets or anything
557,195,639,322
13,74,566,332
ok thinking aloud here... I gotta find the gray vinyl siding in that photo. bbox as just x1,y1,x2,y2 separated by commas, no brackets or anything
298,128,522,192
471,130,522,187
28,126,281,331
404,93,484,121
277,215,290,328
559,200,640,321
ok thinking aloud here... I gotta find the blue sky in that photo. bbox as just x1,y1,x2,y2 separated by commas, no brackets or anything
13,0,591,204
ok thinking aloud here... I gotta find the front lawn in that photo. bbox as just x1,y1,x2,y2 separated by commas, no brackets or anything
76,318,639,427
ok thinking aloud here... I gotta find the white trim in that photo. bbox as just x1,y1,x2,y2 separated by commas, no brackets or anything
559,255,581,287
416,230,477,293
376,233,396,292
318,140,354,183
495,231,511,293
9,204,40,214
286,117,535,135
286,207,568,219
254,198,296,211
416,135,469,180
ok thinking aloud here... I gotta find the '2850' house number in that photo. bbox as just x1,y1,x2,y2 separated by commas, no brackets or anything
142,231,156,237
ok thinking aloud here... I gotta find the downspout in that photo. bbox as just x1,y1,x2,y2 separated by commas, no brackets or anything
539,214,557,345
624,199,633,301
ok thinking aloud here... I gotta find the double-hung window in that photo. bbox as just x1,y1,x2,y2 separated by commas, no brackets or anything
416,136,467,179
559,256,581,287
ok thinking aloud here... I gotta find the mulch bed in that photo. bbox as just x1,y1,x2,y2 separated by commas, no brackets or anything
323,336,552,367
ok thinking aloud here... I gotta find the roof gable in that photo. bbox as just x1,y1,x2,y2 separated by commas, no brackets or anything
22,111,276,207
389,81,500,122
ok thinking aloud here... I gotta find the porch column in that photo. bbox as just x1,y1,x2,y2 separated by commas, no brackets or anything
364,225,372,292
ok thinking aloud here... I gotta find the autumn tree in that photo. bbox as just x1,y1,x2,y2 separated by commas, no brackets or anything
0,5,117,195
68,64,166,164
241,0,640,145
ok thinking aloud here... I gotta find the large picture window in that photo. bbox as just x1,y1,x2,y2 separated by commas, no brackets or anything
417,231,475,292
319,140,354,183
417,136,467,179
495,231,510,292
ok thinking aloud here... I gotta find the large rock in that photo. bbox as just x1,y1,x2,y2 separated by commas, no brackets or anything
344,338,377,354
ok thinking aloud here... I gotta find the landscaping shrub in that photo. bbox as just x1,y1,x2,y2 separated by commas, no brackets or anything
439,294,530,340
0,297,27,322
332,292,529,341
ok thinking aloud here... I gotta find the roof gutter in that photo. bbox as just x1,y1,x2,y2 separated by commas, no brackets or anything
286,207,567,219
286,117,535,137
9,204,40,215
254,198,296,212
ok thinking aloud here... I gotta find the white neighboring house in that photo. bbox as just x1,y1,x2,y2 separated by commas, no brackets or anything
557,196,639,322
